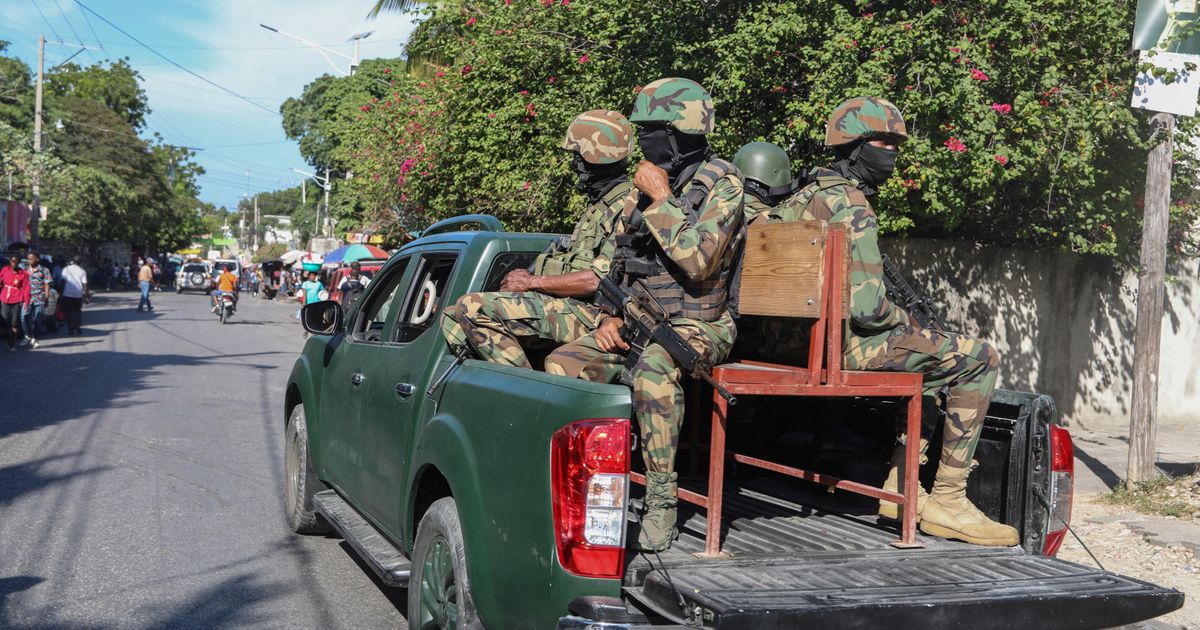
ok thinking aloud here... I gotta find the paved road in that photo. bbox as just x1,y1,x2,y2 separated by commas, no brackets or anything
0,291,408,629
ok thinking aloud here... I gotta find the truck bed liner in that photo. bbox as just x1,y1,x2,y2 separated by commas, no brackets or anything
623,480,1182,629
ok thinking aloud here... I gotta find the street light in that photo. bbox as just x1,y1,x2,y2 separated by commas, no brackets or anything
293,167,332,238
259,24,372,76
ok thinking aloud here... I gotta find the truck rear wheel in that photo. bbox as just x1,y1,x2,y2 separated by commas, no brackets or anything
409,497,480,629
284,405,330,535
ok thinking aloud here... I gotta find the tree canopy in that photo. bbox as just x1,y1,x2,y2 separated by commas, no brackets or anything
311,0,1200,258
0,44,211,252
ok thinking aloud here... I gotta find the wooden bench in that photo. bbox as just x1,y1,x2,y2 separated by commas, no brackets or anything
674,221,924,555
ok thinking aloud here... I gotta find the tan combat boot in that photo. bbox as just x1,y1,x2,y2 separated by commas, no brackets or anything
636,471,679,552
878,439,928,522
919,462,1019,546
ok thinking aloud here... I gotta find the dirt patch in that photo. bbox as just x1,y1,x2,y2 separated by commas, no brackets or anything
1059,494,1200,629
1101,475,1200,521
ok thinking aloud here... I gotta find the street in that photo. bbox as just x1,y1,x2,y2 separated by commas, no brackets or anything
0,291,407,629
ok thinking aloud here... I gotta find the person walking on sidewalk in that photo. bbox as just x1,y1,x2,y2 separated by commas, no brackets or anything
137,259,156,312
22,252,52,349
60,256,89,335
1,255,29,352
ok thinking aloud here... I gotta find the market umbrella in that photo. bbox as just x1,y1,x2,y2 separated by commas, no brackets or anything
322,244,389,264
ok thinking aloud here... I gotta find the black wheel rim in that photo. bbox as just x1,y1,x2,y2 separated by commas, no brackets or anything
417,535,458,629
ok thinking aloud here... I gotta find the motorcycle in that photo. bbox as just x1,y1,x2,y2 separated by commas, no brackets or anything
216,292,236,324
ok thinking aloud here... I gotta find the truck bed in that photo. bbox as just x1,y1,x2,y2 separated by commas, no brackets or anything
622,478,1182,629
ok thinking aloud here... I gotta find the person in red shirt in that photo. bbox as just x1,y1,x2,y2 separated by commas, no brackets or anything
1,255,29,352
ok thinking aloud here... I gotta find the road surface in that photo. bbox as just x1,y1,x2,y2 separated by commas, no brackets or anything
0,291,408,628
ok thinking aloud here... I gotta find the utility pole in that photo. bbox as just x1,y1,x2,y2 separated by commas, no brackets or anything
323,167,331,238
31,35,44,248
1128,112,1174,483
253,195,260,252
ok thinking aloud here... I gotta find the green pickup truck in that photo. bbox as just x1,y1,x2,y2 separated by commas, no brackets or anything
283,215,1183,629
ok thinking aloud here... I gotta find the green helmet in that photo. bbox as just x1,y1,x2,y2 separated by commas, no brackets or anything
629,77,714,135
561,109,634,165
733,142,791,188
824,96,909,147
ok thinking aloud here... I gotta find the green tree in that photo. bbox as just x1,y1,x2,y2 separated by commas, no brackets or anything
46,58,149,130
0,41,33,131
328,0,1198,258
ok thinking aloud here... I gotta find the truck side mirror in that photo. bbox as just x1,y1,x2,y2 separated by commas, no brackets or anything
301,300,343,335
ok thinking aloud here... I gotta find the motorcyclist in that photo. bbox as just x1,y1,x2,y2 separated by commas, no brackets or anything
211,266,240,314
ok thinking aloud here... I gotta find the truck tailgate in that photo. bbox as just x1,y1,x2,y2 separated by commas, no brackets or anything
627,548,1182,629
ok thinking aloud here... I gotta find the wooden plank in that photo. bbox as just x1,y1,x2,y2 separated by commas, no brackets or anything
738,222,827,318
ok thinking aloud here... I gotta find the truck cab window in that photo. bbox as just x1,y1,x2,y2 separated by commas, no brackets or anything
350,259,410,343
394,254,458,343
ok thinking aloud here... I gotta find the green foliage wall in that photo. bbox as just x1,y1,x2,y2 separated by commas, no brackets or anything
321,1,1199,257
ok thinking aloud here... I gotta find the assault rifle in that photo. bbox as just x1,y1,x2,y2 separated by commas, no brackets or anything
881,255,943,331
596,276,737,405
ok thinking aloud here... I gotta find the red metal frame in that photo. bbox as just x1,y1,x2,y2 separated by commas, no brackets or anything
632,228,926,556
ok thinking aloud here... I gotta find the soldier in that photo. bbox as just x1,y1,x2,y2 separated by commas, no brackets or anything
732,141,794,224
439,110,638,366
544,78,744,551
765,96,1016,546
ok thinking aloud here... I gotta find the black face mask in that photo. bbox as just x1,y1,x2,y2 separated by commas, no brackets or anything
571,154,629,202
636,125,710,184
833,141,898,195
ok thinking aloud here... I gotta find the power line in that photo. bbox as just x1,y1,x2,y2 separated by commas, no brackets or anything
74,0,280,117
28,0,67,47
50,0,97,63
77,4,106,59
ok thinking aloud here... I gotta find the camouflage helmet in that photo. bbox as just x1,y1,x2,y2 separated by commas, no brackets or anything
824,97,908,147
561,109,635,165
628,77,715,135
733,142,791,188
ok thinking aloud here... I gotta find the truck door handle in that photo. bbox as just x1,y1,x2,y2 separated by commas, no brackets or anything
395,383,415,398
350,372,366,387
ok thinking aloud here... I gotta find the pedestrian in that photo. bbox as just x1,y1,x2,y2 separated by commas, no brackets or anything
300,271,324,306
1,255,29,351
137,259,155,312
22,251,52,349
60,256,89,335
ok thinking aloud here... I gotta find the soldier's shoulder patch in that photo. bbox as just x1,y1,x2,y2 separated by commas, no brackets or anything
845,187,871,208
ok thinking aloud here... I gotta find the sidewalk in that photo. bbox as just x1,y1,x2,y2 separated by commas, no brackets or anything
1062,423,1200,629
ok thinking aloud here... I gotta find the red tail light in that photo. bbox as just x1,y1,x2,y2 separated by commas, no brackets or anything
551,419,629,579
1043,424,1074,556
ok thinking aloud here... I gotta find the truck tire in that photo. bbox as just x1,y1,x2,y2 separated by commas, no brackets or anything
409,497,481,630
284,405,330,535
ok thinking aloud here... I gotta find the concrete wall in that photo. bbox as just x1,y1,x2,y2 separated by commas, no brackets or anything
880,239,1200,430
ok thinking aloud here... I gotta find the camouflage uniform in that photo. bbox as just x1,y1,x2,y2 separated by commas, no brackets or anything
544,78,743,551
440,182,637,366
764,97,1016,546
440,110,637,366
767,169,999,470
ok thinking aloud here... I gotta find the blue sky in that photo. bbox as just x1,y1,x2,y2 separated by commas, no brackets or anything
1,0,417,211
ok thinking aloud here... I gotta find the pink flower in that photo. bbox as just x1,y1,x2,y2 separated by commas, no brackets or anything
561,0,570,4
466,16,476,26
578,54,589,63
944,137,967,153
518,89,529,96
435,70,445,77
360,105,371,112
461,64,473,75
400,158,417,174
526,102,537,117
522,181,531,190
547,76,556,84
970,68,989,81
994,154,1008,166
991,103,1012,115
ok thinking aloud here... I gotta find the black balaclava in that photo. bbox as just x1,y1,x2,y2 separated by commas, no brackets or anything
832,140,898,196
636,125,710,188
571,154,630,203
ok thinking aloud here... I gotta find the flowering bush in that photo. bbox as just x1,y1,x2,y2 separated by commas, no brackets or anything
319,0,1200,256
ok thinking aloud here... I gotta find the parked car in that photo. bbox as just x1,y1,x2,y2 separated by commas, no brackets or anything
175,262,212,294
284,215,1184,629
